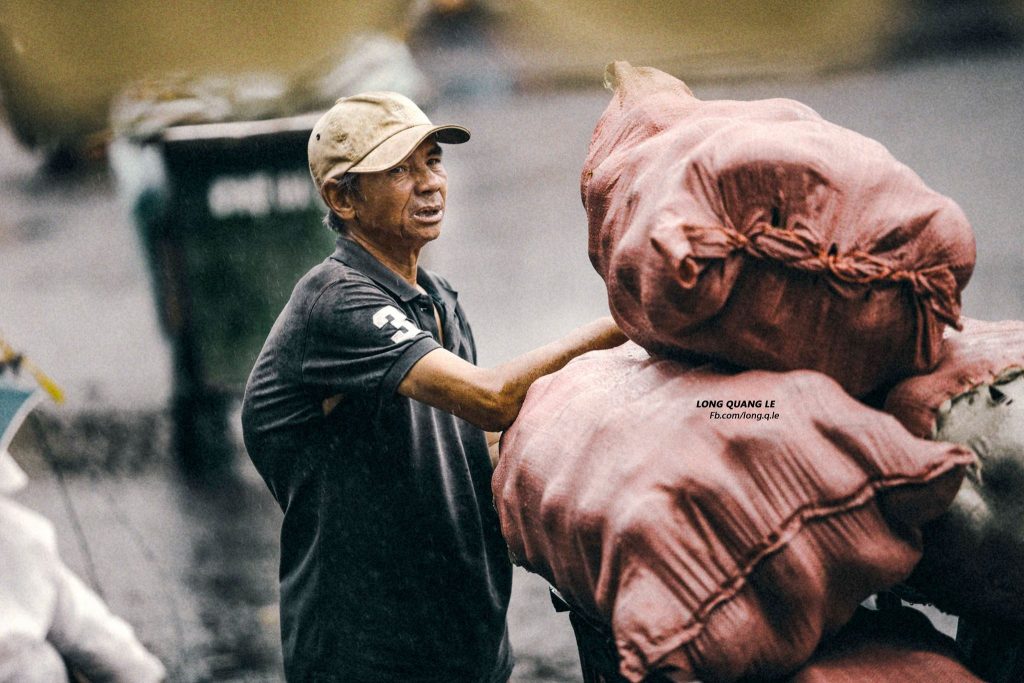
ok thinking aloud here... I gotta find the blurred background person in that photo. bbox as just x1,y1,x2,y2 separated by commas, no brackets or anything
0,368,165,683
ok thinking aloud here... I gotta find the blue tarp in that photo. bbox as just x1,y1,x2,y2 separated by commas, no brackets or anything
0,378,41,454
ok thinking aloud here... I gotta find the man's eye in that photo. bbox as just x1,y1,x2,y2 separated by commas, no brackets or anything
428,157,443,166
389,166,406,175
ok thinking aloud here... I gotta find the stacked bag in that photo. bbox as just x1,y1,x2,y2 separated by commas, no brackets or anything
884,320,1024,608
493,62,991,681
496,343,971,680
883,318,1024,682
581,62,974,397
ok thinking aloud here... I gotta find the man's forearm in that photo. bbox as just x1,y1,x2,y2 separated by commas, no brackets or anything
489,317,626,426
399,317,626,432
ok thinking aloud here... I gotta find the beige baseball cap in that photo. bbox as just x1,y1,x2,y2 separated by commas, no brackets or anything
308,91,470,192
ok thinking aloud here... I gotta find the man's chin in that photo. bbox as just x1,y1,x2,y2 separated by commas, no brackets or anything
401,226,442,250
416,224,443,242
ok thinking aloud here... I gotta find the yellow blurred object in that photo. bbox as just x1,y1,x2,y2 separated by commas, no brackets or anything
4,0,1022,153
0,336,65,404
492,0,908,86
0,1,414,151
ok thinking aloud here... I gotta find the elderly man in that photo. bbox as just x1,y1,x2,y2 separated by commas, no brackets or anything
241,92,624,682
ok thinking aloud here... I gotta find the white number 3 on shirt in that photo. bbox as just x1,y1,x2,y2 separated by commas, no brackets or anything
372,305,422,344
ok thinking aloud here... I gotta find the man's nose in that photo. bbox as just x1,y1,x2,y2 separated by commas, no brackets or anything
414,166,444,194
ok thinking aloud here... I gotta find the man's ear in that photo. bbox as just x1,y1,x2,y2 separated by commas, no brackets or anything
322,178,356,221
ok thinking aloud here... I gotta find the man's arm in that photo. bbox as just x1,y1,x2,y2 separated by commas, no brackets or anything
398,316,626,432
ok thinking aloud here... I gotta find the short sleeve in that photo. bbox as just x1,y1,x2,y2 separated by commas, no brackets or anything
301,278,440,399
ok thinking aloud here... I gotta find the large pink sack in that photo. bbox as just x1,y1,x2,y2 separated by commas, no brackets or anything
494,343,972,682
582,62,976,397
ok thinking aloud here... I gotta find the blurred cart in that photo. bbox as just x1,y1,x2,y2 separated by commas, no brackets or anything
111,115,334,473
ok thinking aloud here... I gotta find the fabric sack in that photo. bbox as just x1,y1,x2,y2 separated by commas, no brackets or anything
885,317,1024,439
884,317,1024,622
494,343,972,682
582,62,975,396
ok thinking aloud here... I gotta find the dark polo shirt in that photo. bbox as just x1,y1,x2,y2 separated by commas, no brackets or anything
241,237,513,683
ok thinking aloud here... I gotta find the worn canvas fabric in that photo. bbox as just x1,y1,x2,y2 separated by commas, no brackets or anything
494,343,972,682
884,318,1024,621
582,62,975,396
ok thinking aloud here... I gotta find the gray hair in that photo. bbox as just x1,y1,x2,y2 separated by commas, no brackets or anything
323,172,362,235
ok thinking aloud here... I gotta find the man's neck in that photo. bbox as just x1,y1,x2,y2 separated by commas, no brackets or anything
346,231,420,285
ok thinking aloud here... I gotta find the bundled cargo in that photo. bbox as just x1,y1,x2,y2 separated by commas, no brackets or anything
582,62,976,397
494,343,972,682
884,318,1024,622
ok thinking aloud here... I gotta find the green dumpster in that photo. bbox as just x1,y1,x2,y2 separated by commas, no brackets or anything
114,115,334,472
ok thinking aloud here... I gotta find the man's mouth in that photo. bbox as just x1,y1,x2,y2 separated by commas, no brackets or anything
413,206,444,223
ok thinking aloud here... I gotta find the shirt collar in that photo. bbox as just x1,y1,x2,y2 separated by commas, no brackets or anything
417,268,459,309
329,237,457,304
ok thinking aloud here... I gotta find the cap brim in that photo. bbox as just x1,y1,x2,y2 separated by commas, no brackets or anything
349,123,470,174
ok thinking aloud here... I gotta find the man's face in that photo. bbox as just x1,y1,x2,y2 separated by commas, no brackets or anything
342,137,448,251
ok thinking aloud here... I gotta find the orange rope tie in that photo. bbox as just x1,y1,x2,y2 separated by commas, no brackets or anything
689,222,954,314
727,223,948,296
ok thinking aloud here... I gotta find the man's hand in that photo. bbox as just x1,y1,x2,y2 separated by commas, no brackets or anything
398,317,626,432
486,432,502,469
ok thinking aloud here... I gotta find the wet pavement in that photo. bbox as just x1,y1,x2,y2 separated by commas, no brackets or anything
1,47,1022,681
